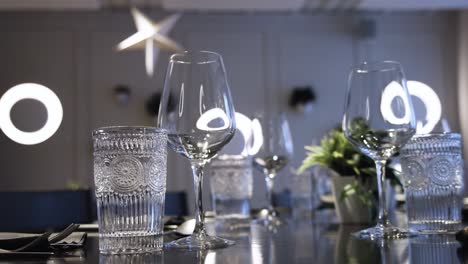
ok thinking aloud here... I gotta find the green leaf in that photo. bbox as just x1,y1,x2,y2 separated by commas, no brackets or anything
339,180,373,207
298,125,398,184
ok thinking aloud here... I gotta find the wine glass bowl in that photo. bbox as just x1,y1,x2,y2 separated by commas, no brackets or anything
251,112,293,224
158,51,236,249
253,155,289,178
343,61,416,240
345,120,415,161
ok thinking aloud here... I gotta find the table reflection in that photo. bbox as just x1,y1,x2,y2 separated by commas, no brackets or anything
99,251,164,264
409,235,460,264
58,218,468,264
329,225,465,264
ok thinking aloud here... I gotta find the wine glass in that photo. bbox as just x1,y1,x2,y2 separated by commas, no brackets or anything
342,61,416,240
251,112,294,225
158,51,237,249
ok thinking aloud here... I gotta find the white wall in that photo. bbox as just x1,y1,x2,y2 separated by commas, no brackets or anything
0,11,459,211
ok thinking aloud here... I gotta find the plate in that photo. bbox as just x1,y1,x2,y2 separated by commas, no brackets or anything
0,233,38,240
320,194,334,204
76,224,98,231
320,193,406,204
395,193,405,202
0,251,53,259
0,233,39,250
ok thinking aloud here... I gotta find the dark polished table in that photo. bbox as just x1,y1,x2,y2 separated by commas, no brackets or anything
1,212,466,264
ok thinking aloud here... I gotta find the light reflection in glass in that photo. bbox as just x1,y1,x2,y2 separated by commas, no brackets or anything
380,80,441,134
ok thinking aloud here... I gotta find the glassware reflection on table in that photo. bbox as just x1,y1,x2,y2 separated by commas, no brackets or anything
251,112,294,225
158,50,237,249
400,133,464,234
92,126,167,254
342,61,416,240
289,167,314,220
209,154,253,222
310,166,337,223
409,235,460,264
99,252,164,264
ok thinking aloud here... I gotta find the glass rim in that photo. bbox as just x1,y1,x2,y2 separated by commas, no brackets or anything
411,132,461,139
402,132,462,152
170,50,222,64
92,126,166,136
214,154,251,160
352,60,403,74
253,110,287,117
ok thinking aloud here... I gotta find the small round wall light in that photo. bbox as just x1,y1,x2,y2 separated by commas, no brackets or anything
113,84,131,106
289,86,316,114
146,92,175,117
0,83,63,145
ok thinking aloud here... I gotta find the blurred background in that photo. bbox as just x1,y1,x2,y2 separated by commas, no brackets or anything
0,0,466,213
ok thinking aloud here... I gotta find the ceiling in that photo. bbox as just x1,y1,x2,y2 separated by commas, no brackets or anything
0,0,467,11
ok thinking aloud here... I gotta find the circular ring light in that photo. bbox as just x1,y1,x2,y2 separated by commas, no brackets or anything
407,80,442,134
380,80,442,134
248,118,264,156
380,81,411,125
0,83,63,145
195,108,230,131
234,112,254,156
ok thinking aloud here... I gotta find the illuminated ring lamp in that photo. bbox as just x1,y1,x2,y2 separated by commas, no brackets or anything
0,83,63,145
234,112,254,156
249,118,263,156
195,108,230,131
407,81,442,134
380,80,441,134
195,110,263,156
380,81,412,125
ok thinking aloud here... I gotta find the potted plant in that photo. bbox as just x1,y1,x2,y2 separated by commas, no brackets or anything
298,128,398,223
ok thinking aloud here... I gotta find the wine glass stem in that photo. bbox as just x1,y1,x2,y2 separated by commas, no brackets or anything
191,162,207,237
265,174,276,214
375,159,389,227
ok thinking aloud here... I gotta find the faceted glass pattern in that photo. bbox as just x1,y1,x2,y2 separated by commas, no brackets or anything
93,126,167,254
209,155,253,219
400,133,464,233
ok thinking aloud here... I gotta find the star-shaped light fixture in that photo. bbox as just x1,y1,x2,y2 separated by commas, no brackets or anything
116,8,184,76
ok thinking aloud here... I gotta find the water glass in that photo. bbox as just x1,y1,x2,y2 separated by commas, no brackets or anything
209,155,253,220
290,170,314,219
400,133,464,234
100,252,164,264
93,126,167,254
409,235,459,264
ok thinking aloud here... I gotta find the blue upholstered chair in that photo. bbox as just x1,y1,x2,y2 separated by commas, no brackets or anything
0,190,188,232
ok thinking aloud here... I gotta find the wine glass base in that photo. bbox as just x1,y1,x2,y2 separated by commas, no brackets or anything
353,224,416,240
252,211,282,233
165,234,235,250
254,214,281,226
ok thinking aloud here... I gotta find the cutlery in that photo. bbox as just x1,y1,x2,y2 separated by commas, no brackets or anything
10,232,51,253
164,219,195,236
456,227,468,244
0,224,81,253
49,224,80,244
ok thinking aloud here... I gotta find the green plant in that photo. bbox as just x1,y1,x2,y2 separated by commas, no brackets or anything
298,128,375,179
298,127,398,206
65,180,87,190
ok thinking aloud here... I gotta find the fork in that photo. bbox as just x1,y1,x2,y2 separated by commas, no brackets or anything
49,224,80,244
0,224,80,254
7,232,53,253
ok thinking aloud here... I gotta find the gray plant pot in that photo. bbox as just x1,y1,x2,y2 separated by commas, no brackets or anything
331,175,372,224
